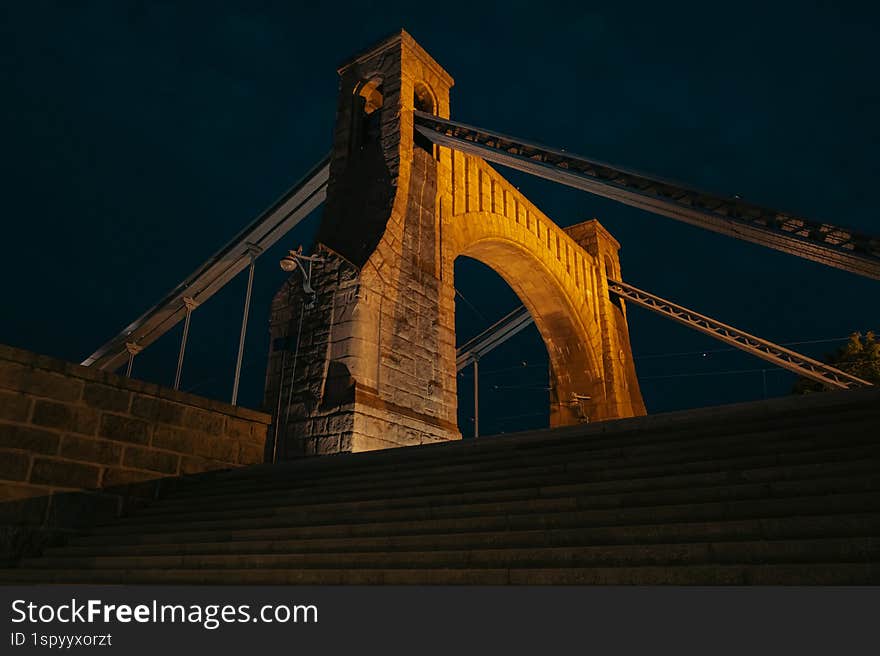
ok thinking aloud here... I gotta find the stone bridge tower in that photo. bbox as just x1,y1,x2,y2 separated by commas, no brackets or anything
264,31,645,458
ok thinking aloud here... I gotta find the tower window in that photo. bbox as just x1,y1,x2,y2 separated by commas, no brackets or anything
352,78,383,153
413,82,436,153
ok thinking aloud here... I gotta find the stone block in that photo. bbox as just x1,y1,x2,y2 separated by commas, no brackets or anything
100,468,157,489
238,441,264,465
350,434,398,453
315,436,341,454
181,407,225,434
0,450,31,481
99,413,152,445
0,390,31,422
30,458,100,489
252,424,269,445
151,424,194,453
131,396,186,425
0,362,82,401
82,383,132,413
192,434,238,462
31,400,99,435
59,435,123,466
0,424,60,455
225,417,253,441
122,446,179,474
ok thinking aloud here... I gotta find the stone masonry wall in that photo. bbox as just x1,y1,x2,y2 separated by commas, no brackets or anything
0,343,270,564
264,248,362,458
264,31,460,458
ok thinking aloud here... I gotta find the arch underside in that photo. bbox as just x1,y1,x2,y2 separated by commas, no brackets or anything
452,224,610,425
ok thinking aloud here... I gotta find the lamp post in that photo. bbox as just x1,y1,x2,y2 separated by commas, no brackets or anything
280,246,323,303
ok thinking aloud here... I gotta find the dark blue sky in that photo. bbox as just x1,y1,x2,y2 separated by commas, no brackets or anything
2,1,878,435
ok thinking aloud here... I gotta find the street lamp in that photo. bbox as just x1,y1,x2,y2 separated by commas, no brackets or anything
280,246,324,304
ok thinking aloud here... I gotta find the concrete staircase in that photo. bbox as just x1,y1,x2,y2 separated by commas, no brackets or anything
3,388,880,584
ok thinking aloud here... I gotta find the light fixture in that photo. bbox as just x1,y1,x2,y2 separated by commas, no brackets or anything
280,248,303,272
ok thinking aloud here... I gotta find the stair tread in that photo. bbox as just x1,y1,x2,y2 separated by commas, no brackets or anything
1,562,877,585
130,461,880,524
45,513,880,557
21,536,880,571
105,475,880,536
66,490,880,548
166,424,880,500
8,388,879,585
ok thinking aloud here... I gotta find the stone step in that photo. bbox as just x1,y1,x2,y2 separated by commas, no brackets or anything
139,447,880,524
10,388,878,584
174,391,880,492
69,491,880,547
2,562,878,585
110,472,880,534
107,444,880,531
166,415,879,500
21,536,880,571
133,457,880,523
46,512,880,559
157,430,880,510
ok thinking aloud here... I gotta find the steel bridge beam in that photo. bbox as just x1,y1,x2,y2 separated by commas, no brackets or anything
456,305,533,371
455,280,871,390
82,155,330,372
414,112,880,280
607,278,871,389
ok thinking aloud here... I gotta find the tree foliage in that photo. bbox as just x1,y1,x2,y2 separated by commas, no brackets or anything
793,331,880,394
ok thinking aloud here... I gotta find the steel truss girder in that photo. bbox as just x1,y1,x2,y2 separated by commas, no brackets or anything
83,155,331,371
414,111,880,280
454,280,871,390
457,305,533,371
608,278,871,390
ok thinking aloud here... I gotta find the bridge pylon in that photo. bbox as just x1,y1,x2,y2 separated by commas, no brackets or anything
265,31,644,458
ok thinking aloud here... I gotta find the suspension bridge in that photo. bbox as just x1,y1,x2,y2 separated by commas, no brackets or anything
2,30,878,584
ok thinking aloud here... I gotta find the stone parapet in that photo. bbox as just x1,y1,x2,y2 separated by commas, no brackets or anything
0,343,270,564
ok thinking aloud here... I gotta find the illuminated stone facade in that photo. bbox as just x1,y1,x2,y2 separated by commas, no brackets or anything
264,31,645,457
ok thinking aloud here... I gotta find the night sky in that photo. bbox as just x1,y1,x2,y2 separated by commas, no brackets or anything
2,1,878,437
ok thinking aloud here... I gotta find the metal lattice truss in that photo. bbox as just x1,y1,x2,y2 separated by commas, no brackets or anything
608,279,870,390
414,111,880,280
455,280,871,390
82,156,330,371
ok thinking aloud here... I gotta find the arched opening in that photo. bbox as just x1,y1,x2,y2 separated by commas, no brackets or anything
454,257,549,437
453,236,606,436
351,77,383,153
356,77,384,115
413,81,436,154
605,255,623,310
413,81,435,113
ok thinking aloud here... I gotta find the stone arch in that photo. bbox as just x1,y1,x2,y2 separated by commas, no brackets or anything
439,149,645,424
413,80,438,153
450,214,607,425
413,80,437,114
